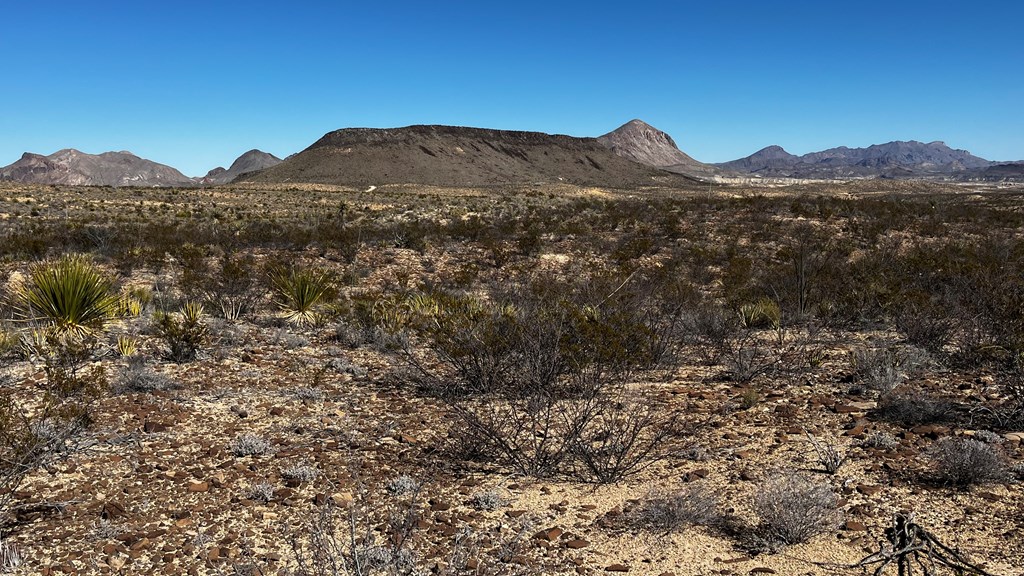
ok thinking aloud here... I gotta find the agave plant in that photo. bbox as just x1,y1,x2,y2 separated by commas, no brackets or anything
269,266,335,327
16,255,120,336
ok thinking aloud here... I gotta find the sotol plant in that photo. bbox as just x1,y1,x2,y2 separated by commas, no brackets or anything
17,255,120,336
269,265,336,327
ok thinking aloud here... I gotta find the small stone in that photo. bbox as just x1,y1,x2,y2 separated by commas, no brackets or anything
605,564,629,572
534,527,563,542
566,539,589,549
101,502,127,520
857,484,883,496
749,569,776,575
844,520,867,531
188,481,210,493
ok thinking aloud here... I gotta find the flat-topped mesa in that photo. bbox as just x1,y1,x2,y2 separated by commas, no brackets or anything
243,124,697,187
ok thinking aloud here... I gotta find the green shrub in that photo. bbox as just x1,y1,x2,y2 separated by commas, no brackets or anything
154,302,208,363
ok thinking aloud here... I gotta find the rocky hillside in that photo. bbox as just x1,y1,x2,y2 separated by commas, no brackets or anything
242,125,692,188
719,141,993,179
0,149,194,187
596,119,716,178
202,150,282,185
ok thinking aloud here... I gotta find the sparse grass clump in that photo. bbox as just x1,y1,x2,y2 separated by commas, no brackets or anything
282,464,318,483
929,437,1007,489
230,434,273,457
117,356,175,394
876,389,955,427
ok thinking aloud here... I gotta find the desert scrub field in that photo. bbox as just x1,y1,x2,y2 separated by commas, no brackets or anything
0,180,1022,575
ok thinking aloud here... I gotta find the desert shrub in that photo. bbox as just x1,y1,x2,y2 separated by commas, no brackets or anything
204,251,265,320
409,277,684,482
849,347,904,393
269,264,336,326
752,471,840,550
470,489,507,511
282,463,319,484
929,437,1007,489
0,335,106,522
230,434,273,457
682,304,737,365
722,332,779,384
876,389,955,427
15,254,120,335
385,475,420,497
896,304,956,355
739,298,781,329
805,431,847,474
632,483,720,532
116,356,176,394
153,301,208,363
247,481,276,503
290,484,422,576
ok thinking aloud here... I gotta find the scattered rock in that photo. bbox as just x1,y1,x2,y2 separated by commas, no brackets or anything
605,564,629,572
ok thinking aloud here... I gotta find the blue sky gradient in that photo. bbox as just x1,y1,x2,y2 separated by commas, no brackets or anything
2,1,1021,175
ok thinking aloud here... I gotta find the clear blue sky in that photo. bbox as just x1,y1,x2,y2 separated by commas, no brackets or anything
2,1,1021,175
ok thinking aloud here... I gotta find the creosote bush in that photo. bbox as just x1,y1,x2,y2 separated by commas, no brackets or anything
405,273,686,482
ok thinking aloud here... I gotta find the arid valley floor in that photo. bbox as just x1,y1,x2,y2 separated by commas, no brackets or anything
1,180,1023,576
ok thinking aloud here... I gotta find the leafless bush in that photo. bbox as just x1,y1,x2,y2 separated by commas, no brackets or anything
752,471,840,550
293,386,325,401
876,389,955,427
230,434,273,457
682,304,736,365
0,539,21,573
116,356,176,393
929,437,1007,489
632,483,721,532
805,431,847,474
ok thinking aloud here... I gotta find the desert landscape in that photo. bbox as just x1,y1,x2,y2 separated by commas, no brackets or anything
1,125,1023,576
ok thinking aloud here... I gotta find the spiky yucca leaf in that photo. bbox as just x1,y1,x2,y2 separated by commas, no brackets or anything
116,335,138,357
269,266,335,327
17,255,120,335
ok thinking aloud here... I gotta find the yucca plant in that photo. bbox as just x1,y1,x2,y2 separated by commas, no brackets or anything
16,255,120,336
739,298,781,329
115,335,138,357
269,266,335,327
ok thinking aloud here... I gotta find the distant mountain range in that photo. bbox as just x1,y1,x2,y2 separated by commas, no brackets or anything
716,141,999,179
0,149,281,188
0,149,194,187
1,121,1021,187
